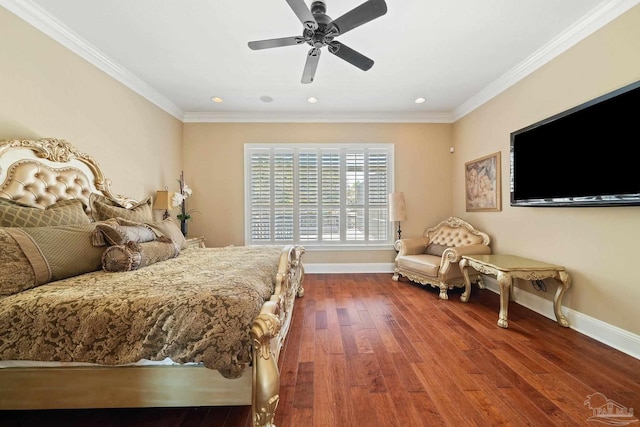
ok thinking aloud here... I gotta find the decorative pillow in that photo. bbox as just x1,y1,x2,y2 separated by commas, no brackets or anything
90,193,153,223
141,218,188,250
425,243,449,256
0,229,40,295
0,198,90,227
102,239,180,272
0,223,105,295
93,222,156,246
88,193,117,221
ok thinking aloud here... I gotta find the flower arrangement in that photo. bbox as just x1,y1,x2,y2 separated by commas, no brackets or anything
172,171,194,235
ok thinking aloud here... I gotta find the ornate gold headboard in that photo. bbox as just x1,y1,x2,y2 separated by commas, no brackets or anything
0,138,134,212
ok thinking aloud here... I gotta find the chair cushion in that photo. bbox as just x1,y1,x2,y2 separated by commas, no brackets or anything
396,254,441,277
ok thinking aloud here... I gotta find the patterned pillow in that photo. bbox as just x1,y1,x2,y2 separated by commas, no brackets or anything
102,240,180,272
0,223,104,295
91,195,153,223
0,228,39,295
0,198,90,227
145,218,188,250
93,222,157,246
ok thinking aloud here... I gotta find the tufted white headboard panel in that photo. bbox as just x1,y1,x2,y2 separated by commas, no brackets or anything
0,161,93,210
0,138,135,213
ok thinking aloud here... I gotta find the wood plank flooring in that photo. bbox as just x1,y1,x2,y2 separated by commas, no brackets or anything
2,273,639,426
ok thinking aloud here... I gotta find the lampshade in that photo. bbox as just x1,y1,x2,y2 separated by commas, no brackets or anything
153,190,173,220
388,192,407,222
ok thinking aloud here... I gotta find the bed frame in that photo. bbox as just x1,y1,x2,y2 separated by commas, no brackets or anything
0,138,305,427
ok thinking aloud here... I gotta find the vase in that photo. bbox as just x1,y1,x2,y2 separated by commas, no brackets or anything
180,220,187,236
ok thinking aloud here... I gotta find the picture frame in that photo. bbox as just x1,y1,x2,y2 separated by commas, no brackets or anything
465,151,501,212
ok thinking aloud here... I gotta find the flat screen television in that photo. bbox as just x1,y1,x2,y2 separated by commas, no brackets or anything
510,79,640,207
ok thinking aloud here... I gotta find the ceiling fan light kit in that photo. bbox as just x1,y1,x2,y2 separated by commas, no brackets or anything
248,0,388,84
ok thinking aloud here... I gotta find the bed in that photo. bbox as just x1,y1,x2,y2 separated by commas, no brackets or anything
0,138,305,427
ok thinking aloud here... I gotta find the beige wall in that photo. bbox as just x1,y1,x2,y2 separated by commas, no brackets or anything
183,123,453,264
3,1,639,337
0,8,183,200
452,5,640,334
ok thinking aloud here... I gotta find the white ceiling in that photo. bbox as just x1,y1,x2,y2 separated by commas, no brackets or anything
3,0,638,122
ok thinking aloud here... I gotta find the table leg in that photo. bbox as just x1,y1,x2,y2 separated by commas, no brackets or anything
554,271,571,327
459,258,471,303
496,272,512,328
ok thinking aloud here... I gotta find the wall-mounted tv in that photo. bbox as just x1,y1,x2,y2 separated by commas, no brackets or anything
510,79,640,207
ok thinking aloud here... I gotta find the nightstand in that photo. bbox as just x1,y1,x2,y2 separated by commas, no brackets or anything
185,236,206,249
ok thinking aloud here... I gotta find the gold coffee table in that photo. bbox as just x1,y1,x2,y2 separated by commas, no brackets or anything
459,254,571,329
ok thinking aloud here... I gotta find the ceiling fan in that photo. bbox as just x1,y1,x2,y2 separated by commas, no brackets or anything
248,0,388,84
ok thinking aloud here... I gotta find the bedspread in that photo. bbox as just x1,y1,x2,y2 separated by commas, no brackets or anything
0,245,282,378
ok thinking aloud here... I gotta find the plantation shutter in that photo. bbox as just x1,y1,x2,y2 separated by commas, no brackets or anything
246,144,394,246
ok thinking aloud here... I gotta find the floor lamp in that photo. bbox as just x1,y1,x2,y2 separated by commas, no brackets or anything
389,192,407,241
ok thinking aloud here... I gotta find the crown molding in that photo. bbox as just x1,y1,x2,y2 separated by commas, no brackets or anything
3,0,637,124
0,0,184,121
453,0,640,121
182,111,454,123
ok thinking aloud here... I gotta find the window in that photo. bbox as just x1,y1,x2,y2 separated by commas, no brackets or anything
245,143,394,247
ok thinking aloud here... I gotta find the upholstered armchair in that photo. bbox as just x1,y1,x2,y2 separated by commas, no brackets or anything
393,217,491,301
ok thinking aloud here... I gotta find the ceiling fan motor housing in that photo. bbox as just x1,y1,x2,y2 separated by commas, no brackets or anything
306,1,335,48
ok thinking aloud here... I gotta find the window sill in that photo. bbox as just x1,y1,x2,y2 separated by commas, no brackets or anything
298,244,395,251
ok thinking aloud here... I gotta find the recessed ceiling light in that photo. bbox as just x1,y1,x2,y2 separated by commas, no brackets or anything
414,97,426,104
260,95,274,103
211,96,223,103
307,97,318,103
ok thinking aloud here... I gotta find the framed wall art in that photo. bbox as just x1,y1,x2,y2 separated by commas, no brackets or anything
465,151,501,212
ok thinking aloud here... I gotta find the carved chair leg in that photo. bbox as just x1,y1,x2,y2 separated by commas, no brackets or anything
296,272,305,297
438,283,449,300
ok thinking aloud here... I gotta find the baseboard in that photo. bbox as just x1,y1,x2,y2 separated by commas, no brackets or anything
480,275,640,361
303,263,640,360
304,263,395,274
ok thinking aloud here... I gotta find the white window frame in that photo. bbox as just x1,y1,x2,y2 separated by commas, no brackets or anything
244,143,395,249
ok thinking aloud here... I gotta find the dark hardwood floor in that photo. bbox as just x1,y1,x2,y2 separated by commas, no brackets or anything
2,273,639,426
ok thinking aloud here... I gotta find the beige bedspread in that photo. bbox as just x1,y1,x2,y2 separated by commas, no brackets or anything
0,245,282,378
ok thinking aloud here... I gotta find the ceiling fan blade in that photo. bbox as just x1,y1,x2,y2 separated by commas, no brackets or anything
330,0,387,36
248,36,305,50
286,0,318,30
301,48,321,84
328,42,374,71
